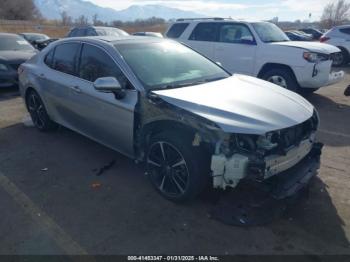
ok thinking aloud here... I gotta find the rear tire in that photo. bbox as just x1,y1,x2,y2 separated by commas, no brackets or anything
261,68,299,92
26,90,57,132
146,131,210,202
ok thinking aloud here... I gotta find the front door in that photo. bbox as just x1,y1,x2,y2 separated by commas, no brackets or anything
214,23,257,75
67,43,137,157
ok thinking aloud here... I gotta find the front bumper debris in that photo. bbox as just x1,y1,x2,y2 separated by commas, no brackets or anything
211,140,323,193
210,143,323,226
265,142,323,199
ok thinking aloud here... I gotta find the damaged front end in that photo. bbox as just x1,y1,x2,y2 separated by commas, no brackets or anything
210,111,322,199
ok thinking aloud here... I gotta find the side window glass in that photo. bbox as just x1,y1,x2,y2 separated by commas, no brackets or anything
69,29,78,37
340,28,350,35
52,43,80,76
79,44,129,88
44,48,55,68
86,28,97,36
166,23,189,38
77,29,87,37
189,23,217,42
219,24,254,44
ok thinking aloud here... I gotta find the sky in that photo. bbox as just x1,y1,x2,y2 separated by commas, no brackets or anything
86,0,336,21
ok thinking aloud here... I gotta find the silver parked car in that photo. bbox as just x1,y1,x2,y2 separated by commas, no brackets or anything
19,36,323,202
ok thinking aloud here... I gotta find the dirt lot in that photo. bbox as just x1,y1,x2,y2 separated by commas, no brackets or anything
0,67,350,256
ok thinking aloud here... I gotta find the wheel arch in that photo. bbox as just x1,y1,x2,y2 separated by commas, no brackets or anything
136,119,214,161
257,63,297,80
337,46,350,56
140,120,198,147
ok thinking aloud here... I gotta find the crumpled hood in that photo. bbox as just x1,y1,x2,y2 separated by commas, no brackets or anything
271,41,340,54
152,75,314,135
0,50,37,63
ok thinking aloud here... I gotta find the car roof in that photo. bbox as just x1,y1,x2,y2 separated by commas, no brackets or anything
20,32,47,36
173,18,262,23
71,26,120,30
0,32,22,37
335,24,350,29
56,35,166,45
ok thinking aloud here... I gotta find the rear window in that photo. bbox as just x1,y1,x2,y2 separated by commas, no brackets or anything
0,35,34,51
166,23,189,38
44,48,55,68
189,23,218,42
52,43,80,76
339,28,350,35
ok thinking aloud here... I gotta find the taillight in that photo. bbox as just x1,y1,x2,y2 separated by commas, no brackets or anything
320,36,330,42
18,65,24,75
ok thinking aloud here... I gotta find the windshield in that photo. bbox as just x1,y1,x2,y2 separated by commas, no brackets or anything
0,35,34,51
116,41,230,91
252,22,289,43
96,28,129,37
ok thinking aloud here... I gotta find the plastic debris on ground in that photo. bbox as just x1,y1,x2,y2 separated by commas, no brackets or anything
209,182,309,226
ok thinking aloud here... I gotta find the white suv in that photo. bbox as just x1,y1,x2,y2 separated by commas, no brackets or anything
165,18,344,93
320,25,350,66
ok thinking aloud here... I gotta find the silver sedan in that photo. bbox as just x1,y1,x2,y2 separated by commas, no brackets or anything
19,36,322,202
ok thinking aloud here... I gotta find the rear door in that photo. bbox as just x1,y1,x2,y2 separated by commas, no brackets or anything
67,43,137,156
39,42,82,127
214,23,257,75
185,22,218,61
338,27,350,53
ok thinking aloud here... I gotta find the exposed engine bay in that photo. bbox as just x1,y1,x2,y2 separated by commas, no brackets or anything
210,111,321,192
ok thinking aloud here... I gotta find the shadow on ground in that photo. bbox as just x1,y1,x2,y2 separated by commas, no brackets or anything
0,87,20,102
0,123,348,254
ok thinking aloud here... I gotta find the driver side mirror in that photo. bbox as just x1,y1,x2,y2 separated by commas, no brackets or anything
94,77,125,99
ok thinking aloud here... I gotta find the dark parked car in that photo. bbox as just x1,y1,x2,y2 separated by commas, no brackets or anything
35,38,59,51
66,26,129,38
19,33,50,47
0,33,37,88
300,28,323,40
132,32,163,38
285,31,312,41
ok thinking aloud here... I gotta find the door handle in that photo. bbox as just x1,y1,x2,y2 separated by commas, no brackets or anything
70,85,82,94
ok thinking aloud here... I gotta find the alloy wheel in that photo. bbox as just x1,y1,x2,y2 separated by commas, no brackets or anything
27,92,45,129
267,75,288,88
147,141,189,198
332,52,344,66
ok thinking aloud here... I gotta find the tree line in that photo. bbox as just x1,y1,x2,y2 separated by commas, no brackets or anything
0,0,41,20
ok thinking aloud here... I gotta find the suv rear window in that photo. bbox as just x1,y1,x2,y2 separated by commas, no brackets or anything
189,23,218,42
166,23,189,38
339,28,350,35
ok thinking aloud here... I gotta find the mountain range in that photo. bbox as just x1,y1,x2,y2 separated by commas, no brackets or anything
34,0,203,22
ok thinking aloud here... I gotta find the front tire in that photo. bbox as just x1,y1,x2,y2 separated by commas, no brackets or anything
261,68,298,92
332,48,349,67
146,131,209,202
26,90,57,132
